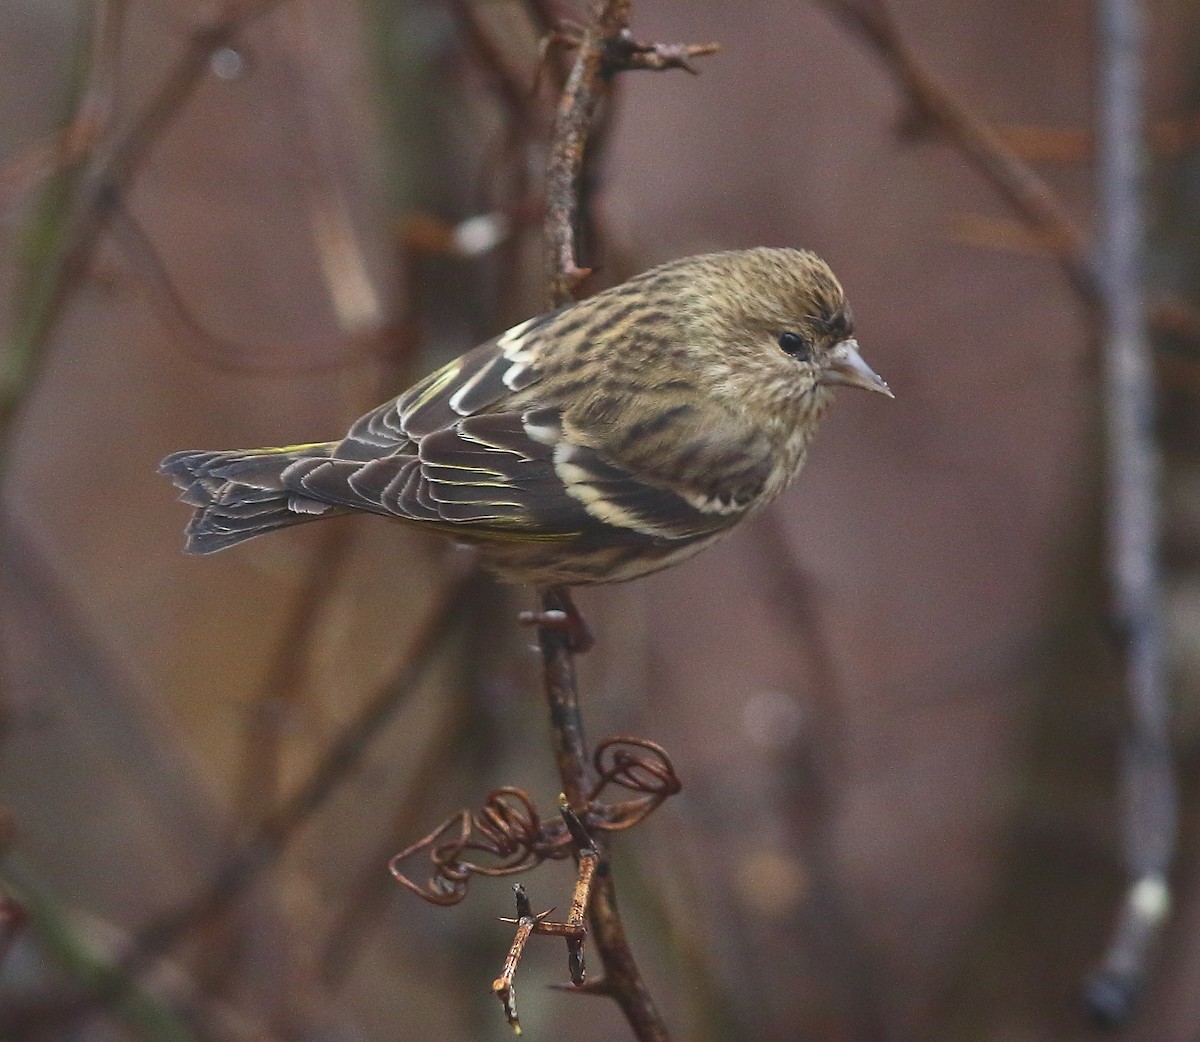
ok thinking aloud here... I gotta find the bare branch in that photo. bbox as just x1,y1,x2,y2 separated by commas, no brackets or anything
542,0,714,306
535,4,713,1035
816,0,1096,302
820,0,1180,1022
1084,0,1175,1024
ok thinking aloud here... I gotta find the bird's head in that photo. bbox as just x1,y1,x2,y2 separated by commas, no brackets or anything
674,247,892,409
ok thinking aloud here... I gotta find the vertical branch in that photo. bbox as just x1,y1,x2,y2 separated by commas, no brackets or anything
534,582,670,1038
1085,0,1176,1024
543,0,630,307
536,4,705,1039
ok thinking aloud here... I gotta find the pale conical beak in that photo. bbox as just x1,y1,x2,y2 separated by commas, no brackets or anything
821,338,893,397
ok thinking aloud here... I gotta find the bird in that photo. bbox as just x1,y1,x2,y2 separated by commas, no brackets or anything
161,247,891,588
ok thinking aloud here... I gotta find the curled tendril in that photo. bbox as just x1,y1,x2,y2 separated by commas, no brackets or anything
390,737,681,904
588,736,682,830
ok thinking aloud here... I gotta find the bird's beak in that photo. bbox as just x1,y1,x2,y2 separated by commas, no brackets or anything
821,338,893,397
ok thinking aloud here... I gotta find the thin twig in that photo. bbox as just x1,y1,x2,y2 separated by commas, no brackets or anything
541,1,715,307
542,2,624,304
816,0,1096,303
987,112,1200,164
1083,0,1175,1025
493,884,555,1032
817,0,1200,364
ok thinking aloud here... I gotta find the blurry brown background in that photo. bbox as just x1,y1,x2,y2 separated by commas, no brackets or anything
2,0,1200,1039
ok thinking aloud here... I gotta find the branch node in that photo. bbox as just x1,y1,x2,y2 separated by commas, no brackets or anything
603,30,720,75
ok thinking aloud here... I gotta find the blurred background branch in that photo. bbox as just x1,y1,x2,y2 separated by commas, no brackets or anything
819,0,1180,1022
1085,0,1176,1023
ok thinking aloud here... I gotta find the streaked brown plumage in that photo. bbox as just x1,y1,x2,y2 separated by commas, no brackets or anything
161,248,890,585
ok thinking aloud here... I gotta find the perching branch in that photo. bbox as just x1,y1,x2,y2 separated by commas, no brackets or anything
542,0,717,307
530,4,715,1038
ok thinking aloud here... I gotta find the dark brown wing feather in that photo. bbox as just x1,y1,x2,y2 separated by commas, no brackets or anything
336,311,556,457
281,411,753,545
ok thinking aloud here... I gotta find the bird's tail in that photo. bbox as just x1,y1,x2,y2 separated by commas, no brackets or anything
160,443,342,554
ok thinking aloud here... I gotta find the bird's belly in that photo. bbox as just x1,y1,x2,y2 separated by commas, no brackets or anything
475,531,723,587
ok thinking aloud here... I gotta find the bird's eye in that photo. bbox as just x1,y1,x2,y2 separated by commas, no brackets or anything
777,331,811,361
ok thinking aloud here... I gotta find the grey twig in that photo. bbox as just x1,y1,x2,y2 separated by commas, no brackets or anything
818,0,1178,1022
1084,0,1176,1025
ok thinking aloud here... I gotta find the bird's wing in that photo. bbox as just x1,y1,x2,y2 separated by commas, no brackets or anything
281,306,772,542
333,312,556,460
280,409,761,543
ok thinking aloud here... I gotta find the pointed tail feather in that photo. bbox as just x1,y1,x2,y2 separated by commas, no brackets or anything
160,444,341,553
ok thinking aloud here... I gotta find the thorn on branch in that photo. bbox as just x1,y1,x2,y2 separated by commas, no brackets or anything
487,796,606,1027
515,883,534,921
559,793,599,854
603,30,720,75
542,24,718,77
493,884,538,1034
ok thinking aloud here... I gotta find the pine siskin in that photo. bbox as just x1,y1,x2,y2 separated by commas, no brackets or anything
161,248,891,586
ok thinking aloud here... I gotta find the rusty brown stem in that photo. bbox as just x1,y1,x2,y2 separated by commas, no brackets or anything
533,1,716,1035
542,7,618,305
541,0,714,307
538,586,597,804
